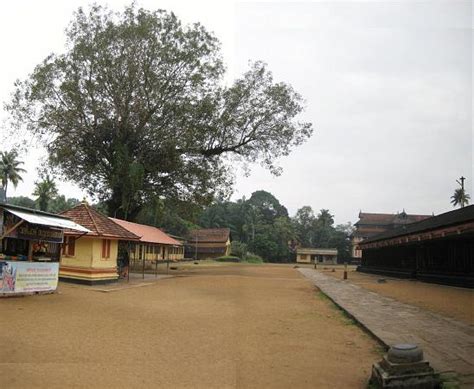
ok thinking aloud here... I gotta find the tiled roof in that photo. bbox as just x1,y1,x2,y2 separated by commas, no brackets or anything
110,218,182,246
60,203,139,240
361,205,474,244
188,228,231,243
356,212,432,226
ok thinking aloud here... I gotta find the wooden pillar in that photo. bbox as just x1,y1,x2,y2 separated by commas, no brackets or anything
127,242,131,283
155,245,158,278
142,244,145,279
27,240,34,261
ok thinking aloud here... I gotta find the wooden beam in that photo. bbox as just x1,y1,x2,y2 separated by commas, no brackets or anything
0,220,24,240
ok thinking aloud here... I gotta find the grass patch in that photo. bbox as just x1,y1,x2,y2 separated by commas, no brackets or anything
316,290,330,301
439,372,460,389
372,343,387,356
243,254,264,264
315,291,355,325
215,255,241,263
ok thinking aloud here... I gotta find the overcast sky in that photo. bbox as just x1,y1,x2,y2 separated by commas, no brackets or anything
0,0,472,224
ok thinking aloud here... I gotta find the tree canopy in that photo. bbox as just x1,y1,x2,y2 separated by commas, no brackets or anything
451,187,470,208
0,150,26,201
198,191,353,262
33,174,59,212
7,4,313,219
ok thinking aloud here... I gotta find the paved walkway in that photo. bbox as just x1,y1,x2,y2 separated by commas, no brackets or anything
298,268,474,386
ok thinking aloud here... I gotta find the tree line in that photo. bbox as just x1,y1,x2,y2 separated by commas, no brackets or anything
198,190,354,262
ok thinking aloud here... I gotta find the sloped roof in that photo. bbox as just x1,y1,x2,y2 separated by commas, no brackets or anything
189,228,231,243
60,203,139,240
361,205,474,244
356,212,431,226
1,203,89,232
1,202,69,218
4,207,90,233
110,218,182,246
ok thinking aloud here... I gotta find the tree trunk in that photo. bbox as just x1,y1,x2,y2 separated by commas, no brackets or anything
107,187,141,221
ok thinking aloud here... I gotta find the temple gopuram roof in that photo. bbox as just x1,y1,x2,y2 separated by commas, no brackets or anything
355,212,432,227
360,205,474,245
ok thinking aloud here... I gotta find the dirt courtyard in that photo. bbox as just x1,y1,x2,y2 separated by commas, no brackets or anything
0,264,381,388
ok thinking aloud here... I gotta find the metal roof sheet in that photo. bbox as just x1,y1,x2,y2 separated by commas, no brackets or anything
5,208,90,233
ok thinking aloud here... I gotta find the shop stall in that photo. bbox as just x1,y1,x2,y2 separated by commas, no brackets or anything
0,203,89,296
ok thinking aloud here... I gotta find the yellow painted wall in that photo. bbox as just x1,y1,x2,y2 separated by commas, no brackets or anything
91,239,118,269
130,243,184,262
60,236,119,282
296,254,311,263
60,237,118,269
60,237,93,268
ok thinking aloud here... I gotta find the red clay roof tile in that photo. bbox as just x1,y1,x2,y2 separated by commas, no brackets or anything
110,218,182,246
60,203,139,240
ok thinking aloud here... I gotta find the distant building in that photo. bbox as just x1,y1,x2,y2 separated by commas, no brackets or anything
351,211,432,258
186,228,231,260
358,205,474,288
296,248,338,265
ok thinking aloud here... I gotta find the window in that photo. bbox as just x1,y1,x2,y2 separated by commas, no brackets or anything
300,254,307,260
102,239,111,259
62,236,75,256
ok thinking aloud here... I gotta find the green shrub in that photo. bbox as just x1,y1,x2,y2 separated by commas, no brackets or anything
230,241,248,260
243,253,264,264
215,255,241,263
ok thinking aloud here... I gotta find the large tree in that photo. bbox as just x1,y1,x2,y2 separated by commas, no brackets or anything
7,4,313,219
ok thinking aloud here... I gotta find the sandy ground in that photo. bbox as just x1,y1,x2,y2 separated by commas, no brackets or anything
311,265,474,325
0,264,381,389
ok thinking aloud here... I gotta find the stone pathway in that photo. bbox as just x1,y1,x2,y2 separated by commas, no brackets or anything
298,268,474,387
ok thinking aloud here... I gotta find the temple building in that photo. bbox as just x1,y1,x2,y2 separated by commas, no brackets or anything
351,211,432,258
59,202,139,284
358,205,474,288
186,228,231,260
110,218,184,271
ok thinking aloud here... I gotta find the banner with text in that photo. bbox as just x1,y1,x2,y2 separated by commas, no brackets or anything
0,261,59,294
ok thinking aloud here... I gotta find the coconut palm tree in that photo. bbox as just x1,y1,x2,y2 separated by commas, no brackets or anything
317,209,334,227
0,150,26,200
451,188,470,208
33,174,58,211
